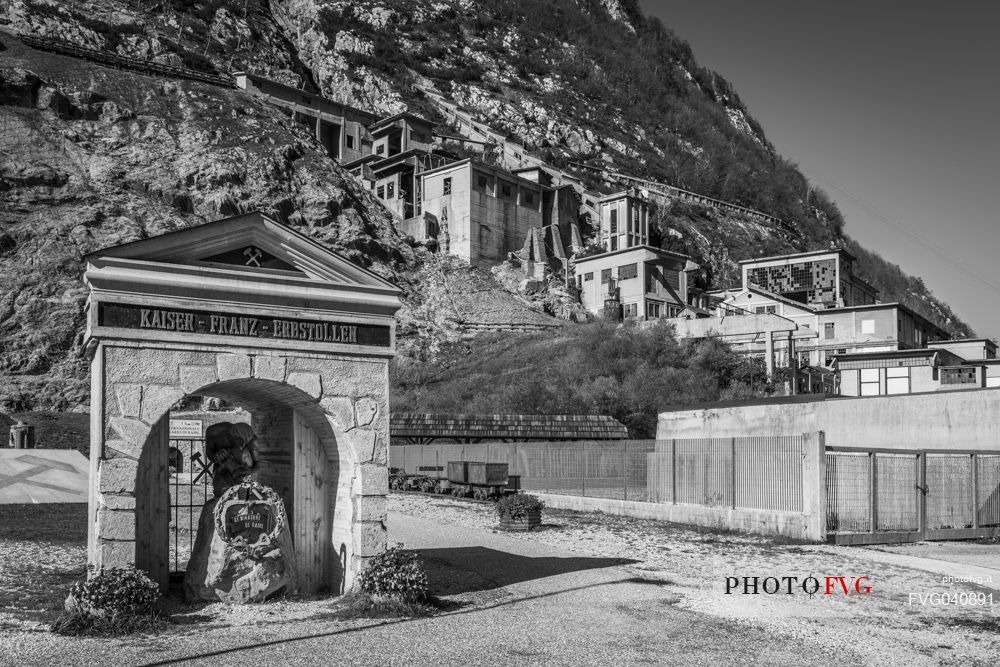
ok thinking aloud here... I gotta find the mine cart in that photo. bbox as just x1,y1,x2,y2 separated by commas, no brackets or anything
446,461,509,499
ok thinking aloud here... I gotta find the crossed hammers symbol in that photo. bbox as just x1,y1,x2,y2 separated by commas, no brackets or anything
243,246,263,267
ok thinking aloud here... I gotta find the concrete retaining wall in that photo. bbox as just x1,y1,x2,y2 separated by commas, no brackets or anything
657,388,1000,451
534,492,815,541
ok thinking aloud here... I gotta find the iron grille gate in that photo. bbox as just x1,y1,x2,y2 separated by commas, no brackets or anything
168,437,212,575
826,447,1000,545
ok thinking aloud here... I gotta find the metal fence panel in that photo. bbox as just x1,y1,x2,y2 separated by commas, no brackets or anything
675,438,732,507
926,455,973,530
977,455,1000,527
826,452,871,532
736,436,803,511
875,453,918,532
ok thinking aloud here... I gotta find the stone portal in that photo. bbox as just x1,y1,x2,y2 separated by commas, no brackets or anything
83,212,401,594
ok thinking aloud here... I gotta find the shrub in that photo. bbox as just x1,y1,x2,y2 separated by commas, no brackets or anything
51,566,164,637
356,545,429,602
67,565,160,615
495,493,544,520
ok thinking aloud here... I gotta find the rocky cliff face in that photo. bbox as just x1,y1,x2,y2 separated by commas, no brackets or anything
0,0,972,410
0,26,410,409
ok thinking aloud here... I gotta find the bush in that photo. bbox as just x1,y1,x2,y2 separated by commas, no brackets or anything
356,545,429,602
495,493,544,520
66,565,160,615
52,566,164,637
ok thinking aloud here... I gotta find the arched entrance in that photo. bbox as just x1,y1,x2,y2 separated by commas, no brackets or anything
83,213,401,593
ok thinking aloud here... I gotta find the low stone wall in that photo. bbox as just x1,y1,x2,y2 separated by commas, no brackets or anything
533,493,820,542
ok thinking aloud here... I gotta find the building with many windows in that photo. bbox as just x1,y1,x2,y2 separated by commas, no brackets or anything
740,249,878,309
574,246,697,320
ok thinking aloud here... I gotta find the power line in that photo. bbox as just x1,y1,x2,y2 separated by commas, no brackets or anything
802,166,1000,297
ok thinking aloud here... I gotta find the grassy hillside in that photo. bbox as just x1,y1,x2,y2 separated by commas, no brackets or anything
391,322,777,437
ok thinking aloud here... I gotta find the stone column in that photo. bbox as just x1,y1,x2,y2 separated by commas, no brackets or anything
765,331,775,379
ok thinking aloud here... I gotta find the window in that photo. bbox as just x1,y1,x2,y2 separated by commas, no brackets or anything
600,268,612,283
443,177,452,195
386,182,395,199
375,144,385,155
941,367,977,385
754,305,777,315
610,237,618,251
576,275,582,289
645,267,658,293
523,191,534,206
861,319,875,334
647,302,662,319
610,209,618,233
886,366,910,394
623,303,638,319
346,134,355,149
798,352,810,368
860,368,880,396
501,183,512,197
376,185,385,199
477,174,489,189
584,272,594,282
667,305,682,318
619,263,637,280
824,322,835,340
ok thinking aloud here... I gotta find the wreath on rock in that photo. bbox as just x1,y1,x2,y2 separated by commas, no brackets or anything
213,480,288,559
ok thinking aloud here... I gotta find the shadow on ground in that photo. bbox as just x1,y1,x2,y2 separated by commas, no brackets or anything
415,546,637,595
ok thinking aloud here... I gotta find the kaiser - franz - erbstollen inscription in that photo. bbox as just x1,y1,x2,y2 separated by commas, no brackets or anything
98,302,390,346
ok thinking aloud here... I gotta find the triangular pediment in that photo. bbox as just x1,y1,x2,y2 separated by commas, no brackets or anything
86,212,397,290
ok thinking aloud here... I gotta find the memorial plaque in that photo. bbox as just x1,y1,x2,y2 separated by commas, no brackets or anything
224,502,273,545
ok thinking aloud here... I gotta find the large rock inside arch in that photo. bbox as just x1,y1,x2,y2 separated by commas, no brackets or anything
82,212,401,594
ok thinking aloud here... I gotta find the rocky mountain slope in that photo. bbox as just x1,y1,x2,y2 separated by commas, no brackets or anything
0,0,973,411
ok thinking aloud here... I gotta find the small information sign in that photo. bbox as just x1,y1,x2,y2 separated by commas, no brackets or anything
170,419,203,439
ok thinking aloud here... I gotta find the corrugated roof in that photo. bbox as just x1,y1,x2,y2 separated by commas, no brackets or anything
390,413,629,440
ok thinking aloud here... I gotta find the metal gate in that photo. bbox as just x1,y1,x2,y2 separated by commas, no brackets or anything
826,447,1000,545
168,437,213,574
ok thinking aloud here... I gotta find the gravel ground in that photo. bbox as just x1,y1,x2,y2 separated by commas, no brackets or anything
0,497,998,666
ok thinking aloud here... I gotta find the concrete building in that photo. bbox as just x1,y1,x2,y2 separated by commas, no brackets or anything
574,246,696,320
833,338,1000,396
234,72,376,163
597,190,650,252
415,159,549,265
740,249,878,309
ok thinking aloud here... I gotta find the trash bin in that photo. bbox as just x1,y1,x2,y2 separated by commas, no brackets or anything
8,421,35,449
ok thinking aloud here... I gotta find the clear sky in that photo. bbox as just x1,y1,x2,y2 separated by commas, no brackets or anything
637,0,1000,338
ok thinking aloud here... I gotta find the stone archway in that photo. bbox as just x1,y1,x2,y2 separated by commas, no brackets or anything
83,213,400,593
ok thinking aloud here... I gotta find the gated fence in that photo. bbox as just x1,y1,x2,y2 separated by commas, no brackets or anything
826,448,1000,545
167,437,212,575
